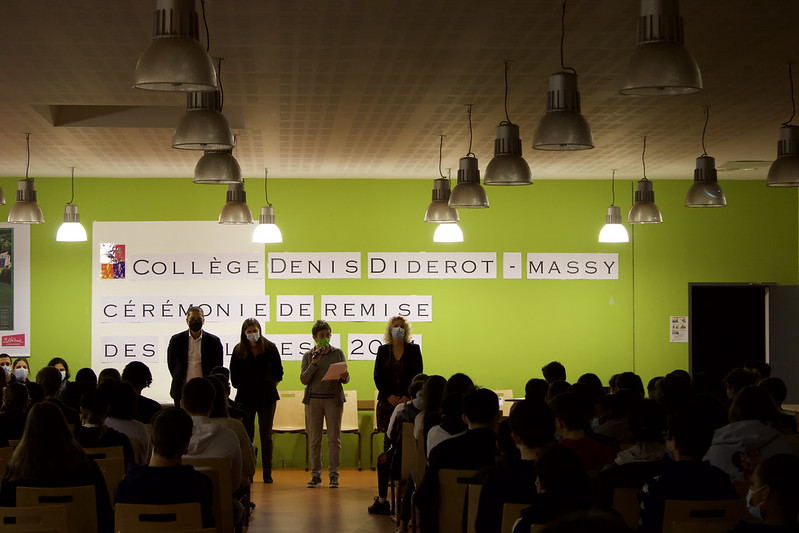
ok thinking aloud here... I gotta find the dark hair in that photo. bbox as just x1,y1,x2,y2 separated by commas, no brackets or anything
12,357,30,374
26,382,44,405
647,377,663,399
542,361,566,383
628,399,665,443
186,305,203,317
757,454,799,516
101,380,137,419
496,418,521,461
152,407,194,458
509,399,555,449
421,375,446,415
546,380,571,403
36,366,63,397
744,360,772,380
47,357,70,380
525,378,549,403
0,353,11,364
2,381,28,412
122,361,153,390
444,373,474,397
211,366,230,379
654,372,694,415
549,391,591,430
729,385,780,426
181,377,216,415
615,372,645,399
234,317,268,359
207,374,229,418
79,388,110,423
759,377,788,406
667,411,715,458
576,373,604,401
723,368,759,396
211,367,231,391
535,443,589,496
462,388,499,425
408,373,428,398
311,320,331,337
97,368,121,385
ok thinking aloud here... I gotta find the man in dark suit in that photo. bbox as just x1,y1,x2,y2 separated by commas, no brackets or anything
167,306,223,405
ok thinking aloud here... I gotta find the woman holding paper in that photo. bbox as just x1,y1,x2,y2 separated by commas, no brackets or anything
300,319,350,488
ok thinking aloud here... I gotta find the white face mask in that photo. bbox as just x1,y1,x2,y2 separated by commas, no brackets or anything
14,367,28,381
60,370,67,381
1,365,10,376
246,332,260,342
391,327,405,340
746,486,767,521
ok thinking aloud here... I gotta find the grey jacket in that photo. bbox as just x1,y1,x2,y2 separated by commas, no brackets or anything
300,347,349,405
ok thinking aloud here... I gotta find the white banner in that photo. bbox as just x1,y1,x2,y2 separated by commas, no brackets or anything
347,334,422,361
99,296,269,323
267,252,361,279
100,336,160,363
368,252,497,279
503,252,522,279
263,334,342,362
275,295,315,322
127,253,264,280
526,253,619,280
0,225,30,354
321,295,432,322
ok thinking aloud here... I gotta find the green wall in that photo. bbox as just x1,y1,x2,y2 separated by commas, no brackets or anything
7,175,797,467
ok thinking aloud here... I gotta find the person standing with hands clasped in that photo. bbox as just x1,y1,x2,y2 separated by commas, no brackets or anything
301,320,349,489
230,318,283,484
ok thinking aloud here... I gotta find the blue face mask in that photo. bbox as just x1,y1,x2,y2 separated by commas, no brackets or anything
246,332,260,342
746,486,766,522
391,327,405,340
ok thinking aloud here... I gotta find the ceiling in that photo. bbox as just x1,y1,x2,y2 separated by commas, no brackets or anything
0,0,797,181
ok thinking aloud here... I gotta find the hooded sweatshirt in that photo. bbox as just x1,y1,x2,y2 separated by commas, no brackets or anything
186,415,243,489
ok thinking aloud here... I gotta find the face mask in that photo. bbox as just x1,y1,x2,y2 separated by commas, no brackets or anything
316,337,330,348
60,370,67,381
188,319,203,332
14,367,27,381
246,332,260,342
1,365,10,376
746,486,766,521
391,327,405,340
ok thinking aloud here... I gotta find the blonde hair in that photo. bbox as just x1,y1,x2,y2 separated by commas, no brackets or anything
383,316,412,344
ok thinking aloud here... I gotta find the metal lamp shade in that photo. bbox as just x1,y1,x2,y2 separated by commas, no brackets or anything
252,206,283,243
533,72,594,151
433,223,464,243
172,92,234,150
8,178,44,224
628,179,663,224
449,157,489,209
686,155,726,207
484,123,533,185
767,125,799,187
424,179,459,223
194,150,242,184
598,206,630,243
0,187,5,206
218,183,253,224
619,0,702,96
133,0,217,92
56,205,87,242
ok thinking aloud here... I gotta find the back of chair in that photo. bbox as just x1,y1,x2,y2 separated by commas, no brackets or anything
400,422,416,482
466,484,482,533
115,502,202,532
671,520,739,533
341,390,359,431
0,504,69,533
182,457,233,533
94,456,126,505
612,487,641,530
273,390,307,432
501,502,528,533
0,446,13,474
438,468,479,533
662,499,748,533
17,485,98,533
83,445,125,460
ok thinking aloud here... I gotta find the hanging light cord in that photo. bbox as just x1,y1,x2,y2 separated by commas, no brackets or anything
610,169,616,206
500,60,514,125
466,104,475,157
217,58,225,112
560,0,577,74
641,136,648,181
24,133,31,179
438,135,447,179
68,167,76,205
200,0,210,53
701,106,709,156
783,62,795,126
264,168,272,206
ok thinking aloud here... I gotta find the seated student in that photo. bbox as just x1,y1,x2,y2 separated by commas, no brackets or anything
416,388,500,533
426,372,475,455
11,357,31,385
115,408,215,529
122,361,162,424
61,367,97,412
593,390,636,448
723,368,760,401
74,388,136,471
525,378,550,404
542,361,567,384
0,353,12,380
731,453,799,532
207,375,255,486
615,372,646,399
546,380,571,403
639,411,739,533
415,374,446,443
758,377,797,433
576,373,605,403
182,377,243,491
0,401,113,533
704,385,799,482
512,443,592,533
101,380,152,465
475,399,555,533
210,367,252,439
0,382,28,441
97,368,121,385
35,366,80,427
550,392,616,472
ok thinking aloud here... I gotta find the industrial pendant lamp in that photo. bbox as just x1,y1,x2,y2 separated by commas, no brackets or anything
484,62,533,185
8,133,44,224
686,107,726,206
172,59,234,150
133,0,218,92
620,0,702,96
449,106,489,208
628,137,663,224
56,167,88,242
425,138,463,242
599,170,629,243
252,169,283,243
767,64,799,187
533,0,594,151
194,149,242,184
218,182,253,224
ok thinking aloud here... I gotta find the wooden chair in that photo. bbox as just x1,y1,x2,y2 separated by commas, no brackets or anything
501,502,528,533
272,390,309,471
83,445,125,460
0,504,69,533
17,485,98,533
466,483,482,533
612,487,641,530
390,423,417,520
94,456,126,506
322,390,361,470
8,439,21,447
671,520,739,533
492,389,514,417
662,499,748,533
437,468,478,533
370,389,380,470
115,502,202,532
182,457,233,533
407,427,427,531
0,446,14,474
